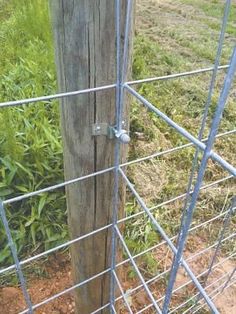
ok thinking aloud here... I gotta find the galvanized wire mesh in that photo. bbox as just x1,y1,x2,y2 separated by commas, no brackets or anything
0,0,235,313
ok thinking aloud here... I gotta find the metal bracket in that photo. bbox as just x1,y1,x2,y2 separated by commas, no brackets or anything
92,122,130,144
92,123,113,138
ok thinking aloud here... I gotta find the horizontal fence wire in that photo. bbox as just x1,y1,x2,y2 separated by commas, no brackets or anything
125,84,236,177
190,270,236,314
1,223,234,311
119,169,224,313
126,65,229,85
162,42,236,314
1,66,235,312
10,221,236,313
19,267,111,314
115,225,163,313
126,233,236,306
3,128,235,206
135,252,236,314
193,197,236,308
102,234,236,314
0,65,229,108
171,269,236,314
21,243,235,314
0,174,232,277
112,270,133,314
0,0,235,313
19,218,234,312
0,84,235,313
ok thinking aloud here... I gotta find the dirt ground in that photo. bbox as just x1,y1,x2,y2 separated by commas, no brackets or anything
0,254,75,314
0,249,235,314
0,0,235,313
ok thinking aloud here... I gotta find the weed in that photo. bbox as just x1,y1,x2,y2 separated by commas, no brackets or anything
0,0,66,266
0,3,235,302
125,0,236,280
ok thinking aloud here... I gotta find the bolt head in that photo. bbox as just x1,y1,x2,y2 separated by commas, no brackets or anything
119,133,131,144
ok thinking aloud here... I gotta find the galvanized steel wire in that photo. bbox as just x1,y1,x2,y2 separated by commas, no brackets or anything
0,0,235,313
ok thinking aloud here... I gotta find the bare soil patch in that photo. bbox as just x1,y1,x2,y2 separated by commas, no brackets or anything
0,254,74,314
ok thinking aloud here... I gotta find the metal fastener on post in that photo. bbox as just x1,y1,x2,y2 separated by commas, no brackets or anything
114,129,131,144
92,123,130,144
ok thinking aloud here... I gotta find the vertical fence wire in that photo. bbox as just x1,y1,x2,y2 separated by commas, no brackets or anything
110,0,122,311
162,46,236,314
0,202,33,313
175,0,232,278
124,83,236,176
110,0,134,312
115,225,162,313
193,197,236,307
191,269,236,314
112,270,133,313
0,1,235,313
182,0,231,206
221,267,236,293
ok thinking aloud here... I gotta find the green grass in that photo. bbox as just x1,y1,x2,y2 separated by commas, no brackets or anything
124,0,236,299
0,3,235,310
181,0,236,21
0,0,66,266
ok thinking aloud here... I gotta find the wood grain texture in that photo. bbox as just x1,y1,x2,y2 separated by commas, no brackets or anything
50,1,135,313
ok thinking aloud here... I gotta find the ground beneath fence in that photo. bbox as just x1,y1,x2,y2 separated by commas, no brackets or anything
0,252,235,314
0,0,236,313
0,254,75,314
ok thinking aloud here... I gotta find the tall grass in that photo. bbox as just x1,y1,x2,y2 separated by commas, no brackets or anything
0,0,67,266
0,0,235,274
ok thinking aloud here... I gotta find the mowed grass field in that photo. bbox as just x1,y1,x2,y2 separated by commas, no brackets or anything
0,0,235,312
126,0,236,253
124,0,236,311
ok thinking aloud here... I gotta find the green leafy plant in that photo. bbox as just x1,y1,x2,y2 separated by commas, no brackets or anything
0,0,67,266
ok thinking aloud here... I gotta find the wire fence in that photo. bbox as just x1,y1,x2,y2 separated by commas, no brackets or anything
0,0,235,313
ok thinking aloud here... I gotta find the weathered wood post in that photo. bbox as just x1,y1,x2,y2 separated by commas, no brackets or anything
50,1,135,313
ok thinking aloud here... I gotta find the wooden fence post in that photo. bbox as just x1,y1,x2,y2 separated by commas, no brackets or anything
50,1,135,313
